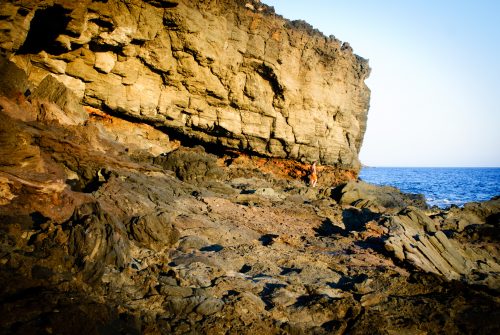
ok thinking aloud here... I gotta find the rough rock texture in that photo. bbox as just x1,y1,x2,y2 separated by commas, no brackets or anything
153,146,224,182
0,0,370,170
332,180,428,211
68,202,131,284
1,76,499,333
128,212,181,251
1,3,500,335
438,196,500,232
383,207,500,288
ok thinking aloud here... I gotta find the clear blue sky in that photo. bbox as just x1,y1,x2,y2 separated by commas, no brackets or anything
264,1,500,167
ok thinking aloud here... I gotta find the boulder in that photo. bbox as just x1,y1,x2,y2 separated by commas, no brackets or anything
68,202,131,284
439,196,500,232
30,75,88,125
128,212,180,251
0,57,29,98
332,180,428,211
153,146,223,182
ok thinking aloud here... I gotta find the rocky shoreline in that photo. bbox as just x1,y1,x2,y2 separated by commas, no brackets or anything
0,74,499,333
0,0,499,333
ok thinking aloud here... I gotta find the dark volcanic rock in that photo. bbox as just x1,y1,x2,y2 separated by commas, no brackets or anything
332,180,428,211
153,146,223,182
128,212,180,251
68,202,130,284
0,1,499,334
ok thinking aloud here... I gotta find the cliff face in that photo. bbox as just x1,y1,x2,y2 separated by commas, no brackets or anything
0,0,370,169
2,2,500,334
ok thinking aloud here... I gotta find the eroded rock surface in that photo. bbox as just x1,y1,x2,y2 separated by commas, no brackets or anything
0,3,499,335
383,207,500,288
0,0,370,169
332,180,428,211
0,80,499,333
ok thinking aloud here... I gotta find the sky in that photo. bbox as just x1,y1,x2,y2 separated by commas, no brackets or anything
264,0,500,167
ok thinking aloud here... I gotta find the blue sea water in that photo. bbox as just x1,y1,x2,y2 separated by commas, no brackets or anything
359,167,500,208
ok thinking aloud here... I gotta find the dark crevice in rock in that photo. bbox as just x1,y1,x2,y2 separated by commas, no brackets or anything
342,306,366,335
89,17,114,31
256,63,284,101
88,41,122,54
144,0,179,9
342,208,380,231
17,7,30,17
81,169,112,193
328,274,369,291
354,237,389,255
260,282,286,310
17,5,72,55
163,17,179,30
200,244,223,252
0,286,47,304
239,264,252,273
30,212,50,228
130,39,145,47
315,218,345,237
64,167,113,193
280,267,302,275
259,233,279,246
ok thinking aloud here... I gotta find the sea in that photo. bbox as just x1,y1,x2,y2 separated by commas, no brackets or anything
359,167,500,208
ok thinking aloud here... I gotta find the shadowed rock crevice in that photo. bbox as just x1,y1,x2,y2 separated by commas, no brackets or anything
256,62,285,101
17,5,72,55
145,0,179,9
0,1,499,334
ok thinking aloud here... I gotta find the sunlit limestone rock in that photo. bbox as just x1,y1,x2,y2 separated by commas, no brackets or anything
0,0,370,171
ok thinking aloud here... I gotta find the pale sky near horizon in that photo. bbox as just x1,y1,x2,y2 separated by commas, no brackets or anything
264,0,500,167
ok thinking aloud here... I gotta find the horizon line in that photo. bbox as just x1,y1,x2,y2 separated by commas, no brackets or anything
361,165,500,169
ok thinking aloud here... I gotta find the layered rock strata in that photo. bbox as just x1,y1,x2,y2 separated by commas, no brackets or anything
3,1,499,334
0,0,370,169
0,83,499,333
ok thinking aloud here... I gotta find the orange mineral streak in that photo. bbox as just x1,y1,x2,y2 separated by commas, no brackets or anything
84,106,113,124
219,151,358,186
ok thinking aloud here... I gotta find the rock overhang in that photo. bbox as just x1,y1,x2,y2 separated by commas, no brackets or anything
0,0,371,170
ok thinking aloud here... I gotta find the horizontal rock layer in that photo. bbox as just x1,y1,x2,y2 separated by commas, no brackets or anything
0,0,370,169
0,78,498,333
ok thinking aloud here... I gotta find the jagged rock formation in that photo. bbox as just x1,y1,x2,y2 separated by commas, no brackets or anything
0,0,370,170
1,2,499,334
0,74,499,333
383,207,500,288
333,180,428,211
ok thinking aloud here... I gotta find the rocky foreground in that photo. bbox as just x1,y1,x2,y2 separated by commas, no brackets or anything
1,58,499,334
0,0,499,333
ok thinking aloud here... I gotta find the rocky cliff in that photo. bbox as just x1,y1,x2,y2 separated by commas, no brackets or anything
2,1,499,334
0,0,370,170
